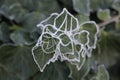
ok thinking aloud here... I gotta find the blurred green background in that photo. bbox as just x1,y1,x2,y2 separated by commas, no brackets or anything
0,0,120,80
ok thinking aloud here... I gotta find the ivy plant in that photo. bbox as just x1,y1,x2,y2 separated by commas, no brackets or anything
32,8,109,80
0,0,120,80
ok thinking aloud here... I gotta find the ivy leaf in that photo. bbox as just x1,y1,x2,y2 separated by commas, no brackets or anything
72,0,90,16
112,0,120,12
30,27,41,40
41,33,59,54
0,0,60,20
90,0,113,11
33,61,71,80
32,33,59,72
32,46,57,72
0,67,19,80
93,31,120,67
19,0,60,32
90,65,109,80
75,14,89,24
80,22,99,48
59,33,71,45
18,0,60,15
0,22,10,42
0,0,27,22
54,8,78,32
17,0,38,11
67,57,90,80
38,13,58,27
0,0,60,32
97,9,111,21
60,43,81,62
21,12,45,32
96,65,109,80
10,31,33,45
0,44,38,80
74,31,89,45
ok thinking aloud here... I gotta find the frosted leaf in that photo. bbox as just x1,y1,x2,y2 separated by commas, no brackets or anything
32,8,99,72
73,30,89,45
32,46,59,72
41,33,59,54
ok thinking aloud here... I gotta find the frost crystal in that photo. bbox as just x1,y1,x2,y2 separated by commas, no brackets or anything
32,8,99,72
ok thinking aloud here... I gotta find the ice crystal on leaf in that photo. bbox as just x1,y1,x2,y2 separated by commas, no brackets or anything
32,8,99,72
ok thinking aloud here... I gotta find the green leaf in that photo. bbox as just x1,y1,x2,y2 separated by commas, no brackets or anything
72,0,90,16
93,31,120,67
30,27,41,40
112,0,120,12
0,22,10,42
0,44,38,80
54,8,78,31
59,33,71,45
33,61,71,80
74,31,89,45
0,0,60,32
97,9,111,21
18,0,60,15
17,0,38,11
89,65,109,80
41,33,59,54
32,46,56,72
60,43,73,55
32,33,59,72
90,0,113,11
96,65,109,80
0,0,28,22
75,14,89,24
79,22,99,48
21,12,45,32
67,57,90,80
0,67,19,80
39,14,58,26
0,0,60,21
8,5,27,23
10,31,33,45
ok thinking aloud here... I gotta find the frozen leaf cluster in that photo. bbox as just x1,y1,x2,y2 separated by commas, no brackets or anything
32,8,99,72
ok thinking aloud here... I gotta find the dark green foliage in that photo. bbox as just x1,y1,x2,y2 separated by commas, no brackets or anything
0,0,120,80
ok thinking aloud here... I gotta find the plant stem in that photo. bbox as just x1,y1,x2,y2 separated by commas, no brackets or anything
98,15,120,28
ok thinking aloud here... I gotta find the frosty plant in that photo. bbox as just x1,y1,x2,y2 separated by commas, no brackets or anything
32,8,99,72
